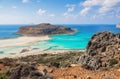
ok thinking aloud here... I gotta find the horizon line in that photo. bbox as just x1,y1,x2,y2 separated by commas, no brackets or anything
0,23,117,25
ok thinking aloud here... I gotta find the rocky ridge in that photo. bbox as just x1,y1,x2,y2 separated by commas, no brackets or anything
79,31,120,70
17,23,75,36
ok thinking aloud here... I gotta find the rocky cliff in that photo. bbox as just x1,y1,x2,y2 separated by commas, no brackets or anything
79,32,120,70
17,23,75,36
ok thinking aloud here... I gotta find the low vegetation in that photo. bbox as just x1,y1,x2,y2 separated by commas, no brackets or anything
109,59,118,66
0,71,9,79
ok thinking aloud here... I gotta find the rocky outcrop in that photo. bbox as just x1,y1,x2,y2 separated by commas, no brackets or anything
6,64,54,79
79,32,120,70
17,23,75,36
116,24,120,28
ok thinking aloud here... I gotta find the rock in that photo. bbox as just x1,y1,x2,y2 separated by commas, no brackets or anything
79,32,120,70
118,69,120,72
6,64,54,79
87,76,92,79
70,64,79,67
20,49,30,53
17,23,75,36
102,74,114,79
116,24,120,28
0,58,14,66
20,47,32,53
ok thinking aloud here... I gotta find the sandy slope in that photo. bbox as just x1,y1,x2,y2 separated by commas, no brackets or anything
51,66,120,79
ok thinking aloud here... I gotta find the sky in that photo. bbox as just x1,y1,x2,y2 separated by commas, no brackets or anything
0,0,120,24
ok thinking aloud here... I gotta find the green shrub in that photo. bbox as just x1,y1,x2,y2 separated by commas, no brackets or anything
109,59,118,66
0,71,9,79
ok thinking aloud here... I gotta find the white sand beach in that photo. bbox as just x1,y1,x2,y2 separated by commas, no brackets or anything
0,36,85,59
0,36,50,48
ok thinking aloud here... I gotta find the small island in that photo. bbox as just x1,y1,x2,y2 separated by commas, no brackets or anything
116,24,120,28
17,23,75,36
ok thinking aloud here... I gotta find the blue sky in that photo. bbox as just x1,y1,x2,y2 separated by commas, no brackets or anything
0,0,120,24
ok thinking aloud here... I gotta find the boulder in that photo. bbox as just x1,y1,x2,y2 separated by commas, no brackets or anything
79,32,120,70
6,64,54,79
17,23,75,36
20,49,30,53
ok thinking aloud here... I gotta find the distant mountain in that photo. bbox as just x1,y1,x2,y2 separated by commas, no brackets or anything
17,23,75,36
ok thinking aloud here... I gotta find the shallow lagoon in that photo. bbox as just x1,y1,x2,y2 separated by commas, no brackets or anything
0,24,119,54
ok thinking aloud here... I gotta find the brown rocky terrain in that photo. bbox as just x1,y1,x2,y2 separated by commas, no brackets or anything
17,23,75,36
0,51,83,79
51,66,120,79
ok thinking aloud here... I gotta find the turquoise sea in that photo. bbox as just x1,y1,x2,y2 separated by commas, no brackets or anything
0,24,120,54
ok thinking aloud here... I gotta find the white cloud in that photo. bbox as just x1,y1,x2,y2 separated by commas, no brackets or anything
92,15,97,19
79,7,90,16
63,4,77,19
115,7,120,19
81,0,102,7
63,12,78,19
66,4,76,12
12,5,17,9
22,0,29,3
49,14,55,17
99,0,120,14
37,9,46,15
63,12,68,16
80,0,120,16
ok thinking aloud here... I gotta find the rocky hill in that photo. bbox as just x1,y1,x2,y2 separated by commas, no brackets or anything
79,32,120,70
17,23,75,36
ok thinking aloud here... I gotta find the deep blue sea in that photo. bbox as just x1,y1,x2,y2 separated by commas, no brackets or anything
0,24,120,53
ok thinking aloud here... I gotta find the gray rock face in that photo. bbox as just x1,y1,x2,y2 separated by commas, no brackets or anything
6,64,54,79
17,23,75,36
79,32,120,70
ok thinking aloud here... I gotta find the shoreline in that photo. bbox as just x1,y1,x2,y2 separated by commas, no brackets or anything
0,49,85,59
0,34,86,59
